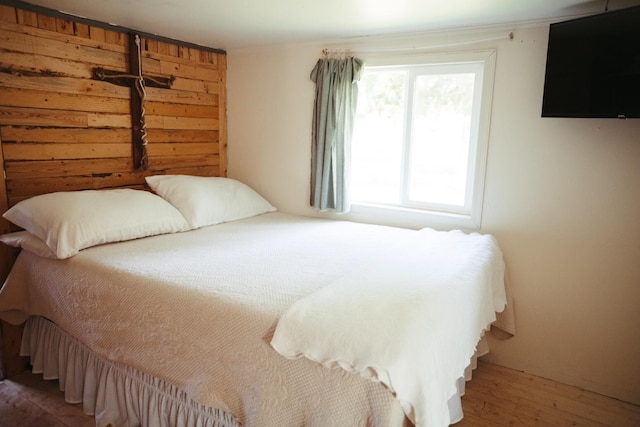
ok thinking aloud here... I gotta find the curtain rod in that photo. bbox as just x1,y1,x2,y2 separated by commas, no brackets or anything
323,31,514,56
322,48,354,58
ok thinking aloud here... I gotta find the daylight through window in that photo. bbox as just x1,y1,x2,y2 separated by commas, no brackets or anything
350,51,495,228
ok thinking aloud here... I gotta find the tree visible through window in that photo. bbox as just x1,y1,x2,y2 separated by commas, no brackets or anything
350,51,495,228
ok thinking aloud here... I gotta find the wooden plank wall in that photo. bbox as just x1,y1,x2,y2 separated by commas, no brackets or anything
0,0,227,379
0,1,227,208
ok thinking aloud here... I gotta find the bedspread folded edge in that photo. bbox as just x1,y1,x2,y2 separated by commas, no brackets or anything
271,228,510,427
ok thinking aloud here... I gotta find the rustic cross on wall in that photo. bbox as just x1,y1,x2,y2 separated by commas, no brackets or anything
92,32,175,170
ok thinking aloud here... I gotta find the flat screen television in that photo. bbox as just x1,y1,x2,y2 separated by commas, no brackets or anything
541,6,640,118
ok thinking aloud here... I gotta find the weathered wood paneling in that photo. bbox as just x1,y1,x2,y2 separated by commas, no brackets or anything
0,0,227,207
0,0,227,378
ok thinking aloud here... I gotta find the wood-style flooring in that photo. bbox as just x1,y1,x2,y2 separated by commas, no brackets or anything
0,360,638,426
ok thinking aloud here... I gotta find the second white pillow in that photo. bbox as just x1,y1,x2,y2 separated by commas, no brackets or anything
146,175,276,229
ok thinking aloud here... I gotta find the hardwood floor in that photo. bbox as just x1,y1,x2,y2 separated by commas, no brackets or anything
0,368,93,427
0,360,638,426
457,362,640,426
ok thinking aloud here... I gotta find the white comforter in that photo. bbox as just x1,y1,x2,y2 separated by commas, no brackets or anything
0,212,509,427
271,228,506,427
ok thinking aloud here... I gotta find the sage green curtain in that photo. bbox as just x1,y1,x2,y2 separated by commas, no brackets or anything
310,56,363,213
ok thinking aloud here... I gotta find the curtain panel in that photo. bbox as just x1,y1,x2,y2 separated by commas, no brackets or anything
310,56,363,213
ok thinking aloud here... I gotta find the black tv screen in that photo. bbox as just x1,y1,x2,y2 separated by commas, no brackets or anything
541,6,640,118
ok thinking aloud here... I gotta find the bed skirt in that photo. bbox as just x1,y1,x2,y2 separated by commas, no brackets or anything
20,316,239,427
19,315,486,426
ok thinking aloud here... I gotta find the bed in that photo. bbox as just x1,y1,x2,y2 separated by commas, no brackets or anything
0,174,514,427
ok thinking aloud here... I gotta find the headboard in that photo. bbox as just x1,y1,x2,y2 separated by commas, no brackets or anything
0,0,227,376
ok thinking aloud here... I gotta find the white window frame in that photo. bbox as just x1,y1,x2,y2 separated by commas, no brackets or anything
349,49,496,230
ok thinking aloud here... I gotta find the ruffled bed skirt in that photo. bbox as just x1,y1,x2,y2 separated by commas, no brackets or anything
19,315,486,426
20,316,239,427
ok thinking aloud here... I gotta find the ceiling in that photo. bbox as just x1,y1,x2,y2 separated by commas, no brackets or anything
19,0,640,51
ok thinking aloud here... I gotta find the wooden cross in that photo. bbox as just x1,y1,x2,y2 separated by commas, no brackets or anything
92,32,175,170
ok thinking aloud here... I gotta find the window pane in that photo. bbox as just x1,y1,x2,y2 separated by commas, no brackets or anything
347,51,495,229
351,70,406,204
408,73,475,207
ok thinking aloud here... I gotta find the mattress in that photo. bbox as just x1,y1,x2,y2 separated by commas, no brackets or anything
0,212,511,427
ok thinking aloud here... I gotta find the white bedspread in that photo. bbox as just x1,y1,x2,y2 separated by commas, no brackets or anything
271,228,506,427
0,212,510,427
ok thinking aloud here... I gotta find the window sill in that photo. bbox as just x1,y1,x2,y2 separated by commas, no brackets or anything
318,202,481,232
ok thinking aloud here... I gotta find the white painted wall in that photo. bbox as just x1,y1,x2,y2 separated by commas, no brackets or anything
226,24,640,404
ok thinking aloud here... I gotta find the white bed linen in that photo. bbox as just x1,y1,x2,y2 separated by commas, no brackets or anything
271,228,506,427
22,316,236,427
0,212,510,427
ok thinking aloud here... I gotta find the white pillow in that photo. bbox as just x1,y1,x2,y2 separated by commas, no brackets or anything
2,189,190,259
0,231,58,259
145,175,276,229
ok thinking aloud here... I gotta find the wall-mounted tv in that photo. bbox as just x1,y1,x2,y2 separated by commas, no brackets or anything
541,6,640,119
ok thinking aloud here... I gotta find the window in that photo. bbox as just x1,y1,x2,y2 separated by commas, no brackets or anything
350,50,495,229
